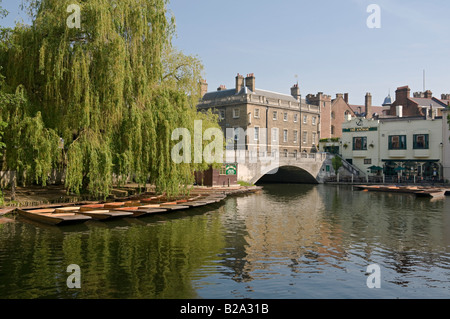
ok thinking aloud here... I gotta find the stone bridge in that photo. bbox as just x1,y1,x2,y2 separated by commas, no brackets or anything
226,151,330,185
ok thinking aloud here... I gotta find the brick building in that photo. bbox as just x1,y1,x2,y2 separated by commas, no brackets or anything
387,86,448,117
308,91,383,139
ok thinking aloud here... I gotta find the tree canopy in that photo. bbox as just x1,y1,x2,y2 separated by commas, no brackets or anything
0,0,220,199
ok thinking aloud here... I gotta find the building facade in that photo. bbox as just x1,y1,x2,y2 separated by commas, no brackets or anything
341,114,445,181
443,109,450,182
197,73,321,158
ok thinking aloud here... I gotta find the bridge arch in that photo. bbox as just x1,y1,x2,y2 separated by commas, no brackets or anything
251,165,319,185
235,152,328,185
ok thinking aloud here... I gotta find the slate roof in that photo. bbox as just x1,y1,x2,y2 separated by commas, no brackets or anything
202,87,301,104
409,97,446,108
348,104,384,116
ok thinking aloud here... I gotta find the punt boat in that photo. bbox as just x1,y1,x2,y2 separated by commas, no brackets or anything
16,208,92,226
113,206,169,218
74,209,133,220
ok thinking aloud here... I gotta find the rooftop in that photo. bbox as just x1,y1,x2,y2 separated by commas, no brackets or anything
410,97,447,109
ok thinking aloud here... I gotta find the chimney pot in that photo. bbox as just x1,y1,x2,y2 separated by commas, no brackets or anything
245,73,255,92
235,73,244,93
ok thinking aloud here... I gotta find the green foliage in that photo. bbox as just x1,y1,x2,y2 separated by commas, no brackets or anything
0,0,221,199
331,156,343,173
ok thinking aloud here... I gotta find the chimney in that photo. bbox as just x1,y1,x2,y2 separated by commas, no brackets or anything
365,93,372,119
235,73,244,93
217,85,227,91
424,90,432,99
291,83,300,101
344,93,349,103
245,73,255,92
395,86,410,102
200,79,208,98
336,93,343,99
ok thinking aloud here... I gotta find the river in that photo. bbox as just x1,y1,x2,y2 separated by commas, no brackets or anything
0,184,449,299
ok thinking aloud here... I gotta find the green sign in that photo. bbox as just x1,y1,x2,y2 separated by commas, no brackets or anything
226,164,237,175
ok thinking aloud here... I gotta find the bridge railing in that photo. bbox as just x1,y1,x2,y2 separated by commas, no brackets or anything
225,150,327,163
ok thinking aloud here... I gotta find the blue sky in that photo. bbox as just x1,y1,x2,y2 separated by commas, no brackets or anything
2,0,450,106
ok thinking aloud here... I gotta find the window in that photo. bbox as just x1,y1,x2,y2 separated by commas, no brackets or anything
312,116,316,125
283,112,288,121
294,114,298,122
219,165,227,175
283,130,288,143
323,102,326,108
254,127,259,141
254,108,260,118
293,130,298,143
413,134,429,149
353,137,367,150
312,132,316,144
233,127,240,142
364,159,372,165
219,110,225,120
273,111,277,120
272,128,279,142
233,108,240,118
303,115,307,124
303,131,307,144
331,125,335,135
388,135,407,150
331,112,335,120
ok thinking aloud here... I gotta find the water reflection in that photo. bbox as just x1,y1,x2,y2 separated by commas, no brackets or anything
0,206,227,299
0,185,449,299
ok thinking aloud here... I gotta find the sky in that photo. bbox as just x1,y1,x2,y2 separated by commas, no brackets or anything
1,0,450,106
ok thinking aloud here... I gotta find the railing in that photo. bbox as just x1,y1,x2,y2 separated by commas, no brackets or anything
225,150,327,163
324,175,445,185
333,153,366,177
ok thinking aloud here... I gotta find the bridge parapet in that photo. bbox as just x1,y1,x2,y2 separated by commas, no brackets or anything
226,151,328,185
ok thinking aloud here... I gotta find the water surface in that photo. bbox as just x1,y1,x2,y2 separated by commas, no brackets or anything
1,184,449,299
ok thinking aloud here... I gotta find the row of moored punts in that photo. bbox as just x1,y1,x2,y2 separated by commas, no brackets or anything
15,193,228,226
353,185,449,198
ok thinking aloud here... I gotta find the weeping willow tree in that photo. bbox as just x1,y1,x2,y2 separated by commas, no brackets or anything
0,0,220,199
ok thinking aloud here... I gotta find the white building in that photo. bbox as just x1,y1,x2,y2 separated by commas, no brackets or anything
341,113,445,182
442,109,450,182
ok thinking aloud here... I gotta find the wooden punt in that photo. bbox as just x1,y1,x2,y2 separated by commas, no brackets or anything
354,185,447,198
160,201,178,206
17,208,92,226
76,209,133,220
103,202,125,209
414,189,446,198
124,200,141,207
138,204,162,209
80,204,105,211
130,208,169,217
158,205,189,211
113,206,168,218
54,206,81,213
